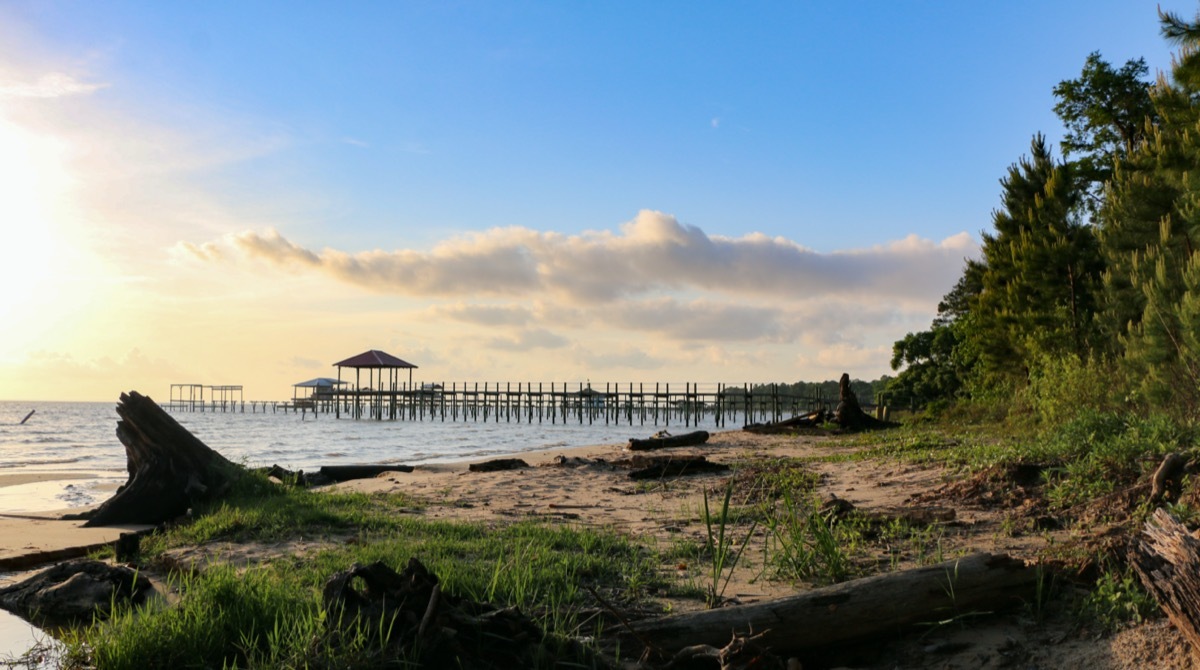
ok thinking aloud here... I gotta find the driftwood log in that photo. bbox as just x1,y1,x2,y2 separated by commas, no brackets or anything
65,391,247,527
1150,453,1188,504
744,411,825,434
627,455,729,480
261,463,416,486
628,430,710,451
0,559,153,626
469,458,530,472
1132,508,1200,654
323,558,604,669
319,464,415,480
621,552,1035,658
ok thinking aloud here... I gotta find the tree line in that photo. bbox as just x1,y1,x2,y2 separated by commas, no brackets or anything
887,7,1200,420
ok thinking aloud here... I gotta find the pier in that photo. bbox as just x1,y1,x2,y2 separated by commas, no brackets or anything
164,380,844,428
163,350,871,427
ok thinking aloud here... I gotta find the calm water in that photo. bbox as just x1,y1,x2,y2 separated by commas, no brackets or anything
0,400,718,508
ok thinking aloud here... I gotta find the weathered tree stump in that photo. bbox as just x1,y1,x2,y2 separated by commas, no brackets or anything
833,373,892,430
64,391,247,527
1131,508,1200,655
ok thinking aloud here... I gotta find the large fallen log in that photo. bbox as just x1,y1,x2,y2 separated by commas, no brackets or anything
620,552,1035,658
627,430,710,451
320,463,415,480
64,391,248,527
260,463,416,486
1131,508,1200,655
744,411,825,434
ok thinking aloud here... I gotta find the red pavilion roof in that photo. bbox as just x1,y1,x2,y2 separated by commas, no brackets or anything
333,350,418,369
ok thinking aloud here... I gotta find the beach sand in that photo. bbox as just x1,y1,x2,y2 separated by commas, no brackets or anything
0,472,144,569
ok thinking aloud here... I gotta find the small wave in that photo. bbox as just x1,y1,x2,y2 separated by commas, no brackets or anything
22,436,71,444
0,456,84,468
324,452,348,457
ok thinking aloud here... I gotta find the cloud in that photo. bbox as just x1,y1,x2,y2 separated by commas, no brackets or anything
576,346,658,370
430,303,534,327
486,329,569,352
604,298,786,341
185,211,977,305
0,72,108,98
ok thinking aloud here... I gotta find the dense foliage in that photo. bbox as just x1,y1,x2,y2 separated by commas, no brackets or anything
889,7,1200,422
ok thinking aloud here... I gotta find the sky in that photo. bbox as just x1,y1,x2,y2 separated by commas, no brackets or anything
0,1,1193,402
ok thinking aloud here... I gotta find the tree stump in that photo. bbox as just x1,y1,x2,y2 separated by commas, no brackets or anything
1131,508,1200,655
64,391,247,527
833,373,893,430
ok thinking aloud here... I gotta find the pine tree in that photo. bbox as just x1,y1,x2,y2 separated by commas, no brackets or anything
972,135,1102,383
1098,7,1200,413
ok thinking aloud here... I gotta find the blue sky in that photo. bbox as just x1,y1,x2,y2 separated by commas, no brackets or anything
0,1,1194,400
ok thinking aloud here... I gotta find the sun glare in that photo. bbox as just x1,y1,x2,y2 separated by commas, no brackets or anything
0,117,69,325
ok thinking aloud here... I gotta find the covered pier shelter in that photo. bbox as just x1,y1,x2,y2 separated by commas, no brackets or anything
334,350,419,419
291,377,346,411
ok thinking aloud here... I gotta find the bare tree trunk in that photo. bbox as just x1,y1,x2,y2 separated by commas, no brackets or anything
620,552,1035,658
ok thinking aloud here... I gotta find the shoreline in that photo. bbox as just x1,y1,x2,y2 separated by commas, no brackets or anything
0,471,119,489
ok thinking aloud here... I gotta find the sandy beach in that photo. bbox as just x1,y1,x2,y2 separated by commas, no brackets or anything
0,470,147,569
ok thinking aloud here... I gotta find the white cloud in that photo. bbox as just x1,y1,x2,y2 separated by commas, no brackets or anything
0,72,108,98
185,210,977,306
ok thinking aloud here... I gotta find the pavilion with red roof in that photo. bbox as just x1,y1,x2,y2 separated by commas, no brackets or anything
334,349,419,392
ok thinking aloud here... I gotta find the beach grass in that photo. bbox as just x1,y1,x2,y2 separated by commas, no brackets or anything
60,481,660,670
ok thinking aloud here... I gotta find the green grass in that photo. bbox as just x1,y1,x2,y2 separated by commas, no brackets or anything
60,481,660,670
700,481,758,607
1078,565,1158,633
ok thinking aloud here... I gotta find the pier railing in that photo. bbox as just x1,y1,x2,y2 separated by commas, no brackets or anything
165,381,857,428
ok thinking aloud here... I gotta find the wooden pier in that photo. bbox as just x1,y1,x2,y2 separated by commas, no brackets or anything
165,381,844,428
